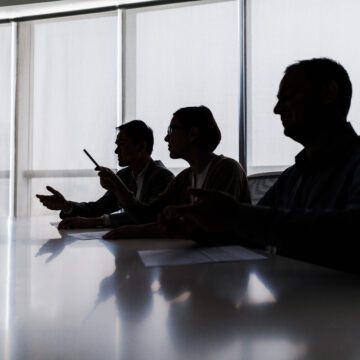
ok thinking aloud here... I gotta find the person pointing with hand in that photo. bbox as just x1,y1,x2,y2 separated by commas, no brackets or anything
36,120,174,229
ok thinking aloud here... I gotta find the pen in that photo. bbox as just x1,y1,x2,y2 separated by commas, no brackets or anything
83,149,100,168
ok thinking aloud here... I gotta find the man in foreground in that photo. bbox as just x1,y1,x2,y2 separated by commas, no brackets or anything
162,58,360,273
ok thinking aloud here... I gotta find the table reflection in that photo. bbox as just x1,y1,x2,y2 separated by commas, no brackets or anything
1,216,360,360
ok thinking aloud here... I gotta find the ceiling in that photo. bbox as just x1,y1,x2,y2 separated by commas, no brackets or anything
0,0,60,5
0,0,193,20
0,0,117,20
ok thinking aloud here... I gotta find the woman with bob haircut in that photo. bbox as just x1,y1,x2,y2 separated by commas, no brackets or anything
96,105,250,239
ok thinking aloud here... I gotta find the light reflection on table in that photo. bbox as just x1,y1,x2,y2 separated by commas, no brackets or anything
1,216,360,360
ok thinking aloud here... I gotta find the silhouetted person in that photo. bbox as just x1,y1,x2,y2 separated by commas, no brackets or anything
96,106,250,239
162,58,360,274
36,120,174,229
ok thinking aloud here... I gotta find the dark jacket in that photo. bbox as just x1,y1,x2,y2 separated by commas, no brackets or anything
60,159,174,226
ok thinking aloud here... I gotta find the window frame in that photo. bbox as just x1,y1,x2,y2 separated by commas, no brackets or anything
2,0,245,216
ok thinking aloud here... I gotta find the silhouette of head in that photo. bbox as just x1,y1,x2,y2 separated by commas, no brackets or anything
274,58,352,144
165,106,221,159
115,120,153,166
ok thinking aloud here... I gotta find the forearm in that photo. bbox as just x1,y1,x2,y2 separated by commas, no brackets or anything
231,204,325,249
237,205,360,273
58,215,105,229
231,204,278,247
60,192,120,219
234,204,345,246
105,222,165,239
60,202,107,219
123,192,172,224
108,212,135,227
123,202,158,224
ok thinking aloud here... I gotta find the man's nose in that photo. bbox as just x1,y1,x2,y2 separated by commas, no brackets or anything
164,134,169,142
273,100,281,114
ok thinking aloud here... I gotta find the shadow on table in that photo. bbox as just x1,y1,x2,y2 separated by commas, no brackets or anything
91,240,158,359
36,232,360,359
95,241,154,322
35,233,77,263
35,228,106,263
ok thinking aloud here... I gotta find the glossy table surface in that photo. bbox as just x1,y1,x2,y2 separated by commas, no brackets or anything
1,216,360,360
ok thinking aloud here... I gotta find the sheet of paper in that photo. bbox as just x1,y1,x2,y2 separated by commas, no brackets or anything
198,246,266,261
66,231,108,240
138,245,267,267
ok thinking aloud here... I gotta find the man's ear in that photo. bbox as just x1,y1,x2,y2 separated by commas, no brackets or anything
137,140,147,153
322,79,339,105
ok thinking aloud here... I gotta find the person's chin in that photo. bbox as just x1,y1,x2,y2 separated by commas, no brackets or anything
118,160,128,167
283,126,304,143
283,127,296,140
283,122,296,137
169,151,180,159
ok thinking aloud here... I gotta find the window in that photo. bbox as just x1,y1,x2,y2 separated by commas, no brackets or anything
0,24,13,217
247,0,360,174
124,0,240,171
15,13,119,215
2,0,360,214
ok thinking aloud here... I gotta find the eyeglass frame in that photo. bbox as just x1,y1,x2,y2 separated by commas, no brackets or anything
167,124,186,137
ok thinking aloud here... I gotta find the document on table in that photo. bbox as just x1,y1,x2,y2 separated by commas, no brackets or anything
138,245,267,267
66,231,108,240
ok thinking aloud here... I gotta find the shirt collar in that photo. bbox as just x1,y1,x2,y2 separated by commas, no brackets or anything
295,122,359,172
132,159,152,180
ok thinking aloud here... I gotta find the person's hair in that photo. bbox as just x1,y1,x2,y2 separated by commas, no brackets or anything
117,120,154,155
285,57,352,117
173,106,221,152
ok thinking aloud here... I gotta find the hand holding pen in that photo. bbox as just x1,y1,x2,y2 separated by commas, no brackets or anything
83,148,135,207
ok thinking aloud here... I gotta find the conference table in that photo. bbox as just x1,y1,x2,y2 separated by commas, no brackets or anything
1,216,360,360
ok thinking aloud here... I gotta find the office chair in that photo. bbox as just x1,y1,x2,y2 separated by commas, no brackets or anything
247,171,282,205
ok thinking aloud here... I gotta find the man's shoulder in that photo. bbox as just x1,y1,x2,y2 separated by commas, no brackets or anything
151,159,170,170
335,135,360,167
172,167,192,183
334,123,360,161
275,164,297,181
116,167,131,176
147,160,174,178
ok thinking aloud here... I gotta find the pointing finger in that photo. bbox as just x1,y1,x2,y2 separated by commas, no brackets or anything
46,186,61,197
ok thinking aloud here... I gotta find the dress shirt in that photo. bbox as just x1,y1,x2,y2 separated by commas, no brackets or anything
134,160,151,200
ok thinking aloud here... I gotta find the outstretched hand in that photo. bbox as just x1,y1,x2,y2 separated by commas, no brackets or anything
36,186,70,211
35,237,76,263
162,188,241,233
96,166,135,206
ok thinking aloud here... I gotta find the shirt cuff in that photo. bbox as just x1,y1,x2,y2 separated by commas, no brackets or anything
62,202,74,215
102,214,111,227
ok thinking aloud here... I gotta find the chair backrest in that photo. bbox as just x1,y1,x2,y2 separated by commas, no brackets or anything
247,171,282,205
